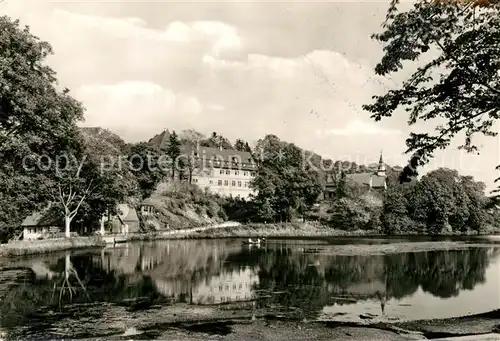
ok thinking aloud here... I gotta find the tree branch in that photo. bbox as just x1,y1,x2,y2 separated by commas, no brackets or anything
434,40,500,96
69,180,93,219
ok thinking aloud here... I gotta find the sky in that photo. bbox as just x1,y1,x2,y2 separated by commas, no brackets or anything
2,0,499,191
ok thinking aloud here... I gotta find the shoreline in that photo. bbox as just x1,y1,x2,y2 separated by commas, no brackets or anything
1,223,499,257
128,222,500,241
0,236,105,257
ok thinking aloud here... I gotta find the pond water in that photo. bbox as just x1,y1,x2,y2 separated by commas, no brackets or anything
0,237,499,339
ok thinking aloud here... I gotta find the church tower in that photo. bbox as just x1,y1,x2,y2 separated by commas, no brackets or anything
376,151,386,177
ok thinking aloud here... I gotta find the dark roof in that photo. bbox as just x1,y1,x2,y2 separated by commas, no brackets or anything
347,173,386,188
190,146,256,170
371,175,387,188
148,130,171,149
148,130,256,170
124,207,139,222
348,173,372,186
21,206,63,227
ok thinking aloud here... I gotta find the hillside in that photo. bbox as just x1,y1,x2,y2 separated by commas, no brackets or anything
140,182,227,230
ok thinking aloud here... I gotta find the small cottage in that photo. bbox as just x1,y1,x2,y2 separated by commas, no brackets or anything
21,207,64,240
109,204,140,234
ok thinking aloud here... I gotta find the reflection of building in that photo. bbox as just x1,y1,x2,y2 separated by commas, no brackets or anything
152,267,259,305
191,267,259,304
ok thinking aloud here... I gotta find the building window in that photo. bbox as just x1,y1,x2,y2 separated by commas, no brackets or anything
238,181,242,187
231,181,236,186
225,285,229,290
244,172,248,176
209,180,213,185
218,180,222,186
221,297,225,302
235,171,239,176
239,284,242,289
224,180,228,186
244,182,248,187
220,170,224,175
251,172,255,176
219,285,223,292
233,284,236,290
226,170,230,175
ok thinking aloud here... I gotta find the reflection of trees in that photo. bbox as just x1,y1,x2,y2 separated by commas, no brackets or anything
255,249,332,316
228,247,498,318
50,253,89,306
385,249,490,298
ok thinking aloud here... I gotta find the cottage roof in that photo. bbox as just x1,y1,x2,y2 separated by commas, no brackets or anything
21,206,62,227
124,207,139,222
148,130,171,150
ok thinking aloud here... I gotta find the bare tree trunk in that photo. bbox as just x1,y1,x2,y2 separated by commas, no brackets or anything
65,216,71,238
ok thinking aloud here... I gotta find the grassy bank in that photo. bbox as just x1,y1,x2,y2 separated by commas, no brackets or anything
127,221,500,241
0,237,105,257
136,222,380,240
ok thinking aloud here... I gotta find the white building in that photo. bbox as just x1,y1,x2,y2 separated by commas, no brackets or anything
149,130,257,200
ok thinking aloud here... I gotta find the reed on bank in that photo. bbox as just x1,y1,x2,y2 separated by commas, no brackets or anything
0,236,105,257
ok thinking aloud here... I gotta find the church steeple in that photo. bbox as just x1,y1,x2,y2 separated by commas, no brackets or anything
377,150,386,177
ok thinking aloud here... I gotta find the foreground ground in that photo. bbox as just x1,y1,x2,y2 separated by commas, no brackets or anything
13,300,497,341
71,309,500,341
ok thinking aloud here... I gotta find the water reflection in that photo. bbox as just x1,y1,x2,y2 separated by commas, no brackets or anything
0,239,499,336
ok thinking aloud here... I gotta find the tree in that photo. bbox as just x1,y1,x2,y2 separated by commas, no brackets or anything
178,129,205,145
76,128,138,229
329,198,372,230
395,168,489,234
0,17,83,150
362,0,500,192
234,139,246,152
50,161,96,238
201,132,233,149
251,135,323,222
336,171,347,198
381,185,411,234
0,17,84,240
126,142,166,199
244,142,252,153
166,131,181,180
